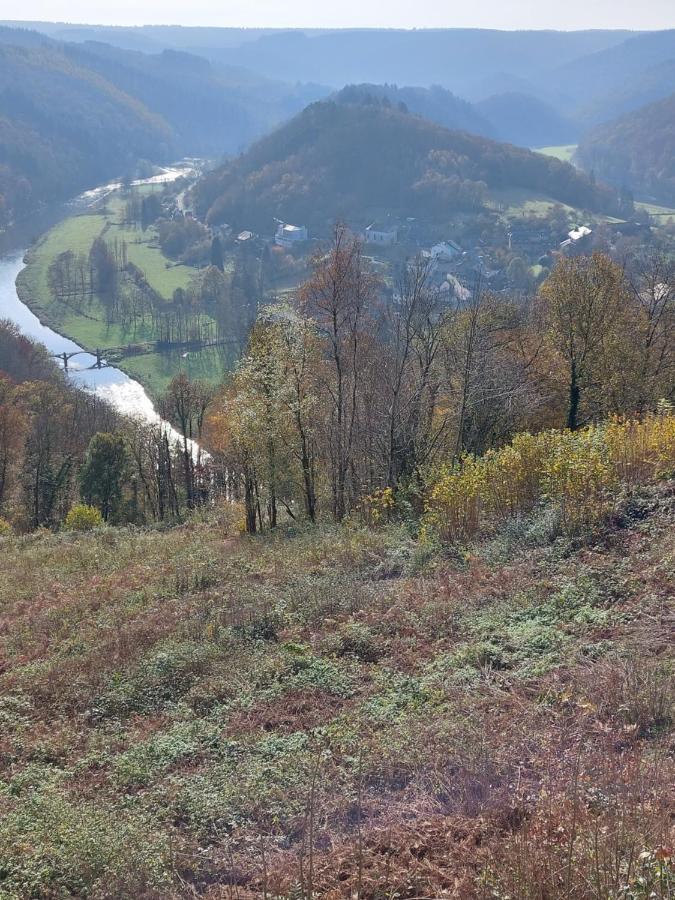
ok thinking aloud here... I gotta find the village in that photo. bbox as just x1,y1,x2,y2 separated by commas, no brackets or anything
163,181,657,307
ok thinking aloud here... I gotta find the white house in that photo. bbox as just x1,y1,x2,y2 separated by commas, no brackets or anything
275,222,308,248
363,223,398,246
560,224,592,251
430,240,462,262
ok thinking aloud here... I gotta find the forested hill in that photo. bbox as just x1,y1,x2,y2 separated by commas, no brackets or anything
475,92,576,148
192,100,621,232
577,92,675,205
0,27,326,226
0,39,171,223
334,84,495,137
61,41,326,156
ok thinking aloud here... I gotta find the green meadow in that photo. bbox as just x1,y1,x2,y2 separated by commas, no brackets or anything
16,189,230,398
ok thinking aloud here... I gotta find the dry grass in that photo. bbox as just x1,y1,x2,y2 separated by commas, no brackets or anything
0,485,672,898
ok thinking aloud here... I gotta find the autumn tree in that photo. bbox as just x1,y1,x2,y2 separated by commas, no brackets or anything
442,284,536,457
621,252,675,413
162,373,214,508
300,224,379,520
382,256,446,489
0,378,27,515
537,253,628,430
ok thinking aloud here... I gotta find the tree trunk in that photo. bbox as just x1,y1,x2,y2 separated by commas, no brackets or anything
567,361,580,431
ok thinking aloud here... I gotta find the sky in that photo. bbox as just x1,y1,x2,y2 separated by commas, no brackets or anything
5,0,675,30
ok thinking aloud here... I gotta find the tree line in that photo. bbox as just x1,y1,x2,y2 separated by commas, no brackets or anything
205,225,674,532
2,227,673,534
0,321,217,531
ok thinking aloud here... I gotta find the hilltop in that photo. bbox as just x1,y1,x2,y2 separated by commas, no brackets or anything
334,83,495,137
577,91,675,205
192,100,620,232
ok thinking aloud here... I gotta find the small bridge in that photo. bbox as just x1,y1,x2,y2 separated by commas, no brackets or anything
53,349,108,371
53,337,238,371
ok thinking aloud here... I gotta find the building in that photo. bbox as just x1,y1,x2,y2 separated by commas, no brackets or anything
430,240,462,262
363,223,398,246
560,224,592,253
275,222,308,248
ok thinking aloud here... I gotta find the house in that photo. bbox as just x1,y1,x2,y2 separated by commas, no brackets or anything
275,222,308,248
237,230,255,243
363,222,398,246
560,224,592,252
430,240,462,262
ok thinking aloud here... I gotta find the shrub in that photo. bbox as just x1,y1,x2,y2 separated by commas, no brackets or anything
0,516,12,536
64,503,104,532
423,414,675,544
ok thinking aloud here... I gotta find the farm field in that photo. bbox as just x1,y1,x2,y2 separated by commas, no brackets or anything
16,189,229,398
636,200,675,220
489,185,577,218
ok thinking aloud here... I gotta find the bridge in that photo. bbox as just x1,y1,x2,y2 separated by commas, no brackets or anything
53,337,238,371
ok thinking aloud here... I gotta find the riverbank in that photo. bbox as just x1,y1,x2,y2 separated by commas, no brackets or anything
14,179,234,400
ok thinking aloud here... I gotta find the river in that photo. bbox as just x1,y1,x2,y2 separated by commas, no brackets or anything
0,164,194,425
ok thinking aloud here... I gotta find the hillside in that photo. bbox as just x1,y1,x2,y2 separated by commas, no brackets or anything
192,100,620,231
577,92,675,205
61,41,327,157
0,468,672,896
476,91,577,147
540,29,675,123
0,27,327,226
577,57,675,128
0,39,171,224
201,28,630,96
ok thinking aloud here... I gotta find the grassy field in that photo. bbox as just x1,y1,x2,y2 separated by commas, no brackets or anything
636,200,675,219
534,144,578,163
0,482,672,897
17,212,108,318
488,185,577,218
121,344,239,397
104,194,198,297
16,189,230,398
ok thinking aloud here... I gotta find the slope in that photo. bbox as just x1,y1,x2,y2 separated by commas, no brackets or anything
0,472,672,896
577,92,675,204
192,100,620,232
0,40,171,224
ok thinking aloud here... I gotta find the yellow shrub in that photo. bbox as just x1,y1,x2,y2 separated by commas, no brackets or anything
0,517,12,537
64,504,104,532
481,431,548,519
423,455,486,543
542,428,616,530
359,486,396,526
423,414,675,543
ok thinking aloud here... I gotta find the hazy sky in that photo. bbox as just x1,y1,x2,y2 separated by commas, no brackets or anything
7,0,675,30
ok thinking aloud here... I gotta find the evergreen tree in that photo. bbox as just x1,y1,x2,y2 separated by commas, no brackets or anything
79,433,128,522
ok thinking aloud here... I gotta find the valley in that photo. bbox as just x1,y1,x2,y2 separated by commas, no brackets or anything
0,15,673,900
